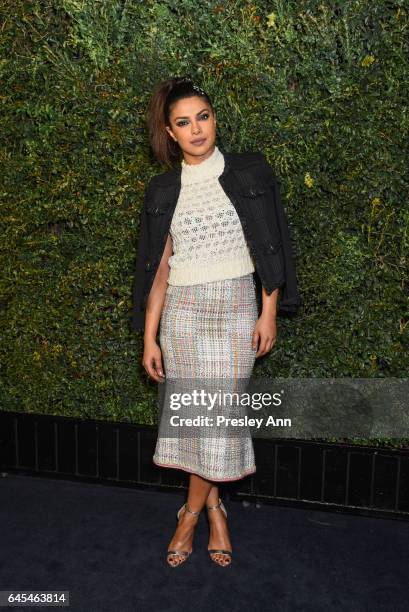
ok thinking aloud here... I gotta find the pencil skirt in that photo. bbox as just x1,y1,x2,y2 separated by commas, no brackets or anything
153,272,259,482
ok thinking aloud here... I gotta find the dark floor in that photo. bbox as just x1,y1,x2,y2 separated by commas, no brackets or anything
0,473,407,612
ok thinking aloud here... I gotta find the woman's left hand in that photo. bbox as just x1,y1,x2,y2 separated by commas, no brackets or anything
252,315,277,358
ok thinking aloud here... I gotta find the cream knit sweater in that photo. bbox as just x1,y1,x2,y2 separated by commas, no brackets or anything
167,146,255,286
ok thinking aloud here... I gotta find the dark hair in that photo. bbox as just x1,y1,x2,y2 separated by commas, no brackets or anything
146,76,214,168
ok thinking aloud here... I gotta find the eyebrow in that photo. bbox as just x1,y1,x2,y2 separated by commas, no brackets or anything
174,108,210,120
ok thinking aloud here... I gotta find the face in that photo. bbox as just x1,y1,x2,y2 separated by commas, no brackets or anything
165,95,217,165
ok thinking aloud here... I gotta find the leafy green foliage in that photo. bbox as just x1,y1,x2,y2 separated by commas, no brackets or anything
0,1,407,447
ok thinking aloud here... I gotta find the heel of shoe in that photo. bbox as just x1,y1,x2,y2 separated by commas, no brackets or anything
168,502,201,567
176,504,184,521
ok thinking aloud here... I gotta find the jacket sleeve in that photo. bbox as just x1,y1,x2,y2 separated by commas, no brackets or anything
131,185,151,333
259,154,303,315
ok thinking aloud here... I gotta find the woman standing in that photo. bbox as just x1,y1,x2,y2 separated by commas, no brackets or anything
133,77,301,567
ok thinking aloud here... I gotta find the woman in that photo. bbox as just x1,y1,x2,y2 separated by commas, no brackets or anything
133,76,301,567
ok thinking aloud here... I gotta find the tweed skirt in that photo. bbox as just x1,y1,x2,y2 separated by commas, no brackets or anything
153,272,258,482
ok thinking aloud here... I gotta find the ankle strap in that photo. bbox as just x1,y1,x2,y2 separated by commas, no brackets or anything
206,497,222,511
184,502,201,516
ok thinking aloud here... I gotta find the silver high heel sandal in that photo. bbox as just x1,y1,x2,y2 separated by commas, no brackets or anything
206,497,232,566
166,502,201,567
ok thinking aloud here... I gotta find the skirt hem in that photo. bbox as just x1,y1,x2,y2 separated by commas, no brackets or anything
153,457,256,482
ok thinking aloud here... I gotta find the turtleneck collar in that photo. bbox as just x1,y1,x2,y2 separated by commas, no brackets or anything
181,145,224,185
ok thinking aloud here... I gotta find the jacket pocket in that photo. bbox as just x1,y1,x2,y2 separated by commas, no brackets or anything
239,183,270,218
145,184,175,215
145,200,169,245
146,202,167,216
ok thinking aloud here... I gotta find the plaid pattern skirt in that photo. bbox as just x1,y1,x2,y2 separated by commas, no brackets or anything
153,272,258,482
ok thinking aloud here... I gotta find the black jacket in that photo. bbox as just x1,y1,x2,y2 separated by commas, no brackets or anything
132,150,302,332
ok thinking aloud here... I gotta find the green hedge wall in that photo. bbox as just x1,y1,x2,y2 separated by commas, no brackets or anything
1,1,408,447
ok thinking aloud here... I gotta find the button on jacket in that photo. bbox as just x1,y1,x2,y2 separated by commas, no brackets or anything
132,150,302,332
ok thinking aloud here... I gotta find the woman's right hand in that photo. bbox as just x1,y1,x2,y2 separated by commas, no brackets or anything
142,339,166,382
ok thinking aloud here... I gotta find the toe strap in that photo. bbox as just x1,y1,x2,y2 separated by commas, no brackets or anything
167,550,189,557
208,549,232,556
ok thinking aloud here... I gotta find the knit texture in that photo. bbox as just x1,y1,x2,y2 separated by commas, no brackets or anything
167,145,255,286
